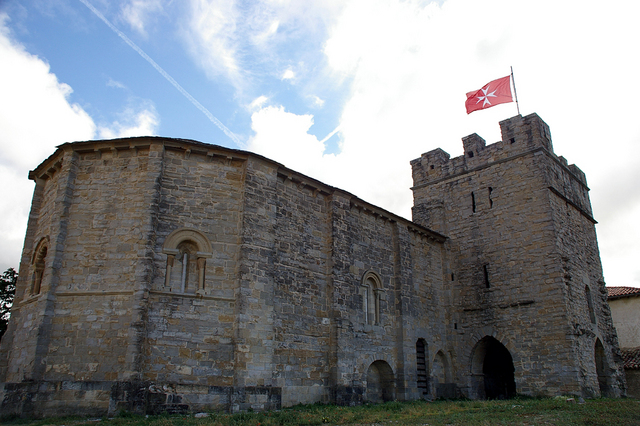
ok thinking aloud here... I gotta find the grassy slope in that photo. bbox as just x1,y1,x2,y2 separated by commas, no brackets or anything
4,398,640,426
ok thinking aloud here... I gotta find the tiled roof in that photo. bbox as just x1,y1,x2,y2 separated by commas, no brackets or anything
607,286,640,299
621,348,640,369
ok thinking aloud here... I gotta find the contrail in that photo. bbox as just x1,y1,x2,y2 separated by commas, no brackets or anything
78,0,242,146
319,125,341,144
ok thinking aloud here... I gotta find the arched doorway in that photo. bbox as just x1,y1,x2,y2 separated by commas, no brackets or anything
471,336,516,399
366,360,395,403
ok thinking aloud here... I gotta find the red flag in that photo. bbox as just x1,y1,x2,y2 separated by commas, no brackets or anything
465,75,513,114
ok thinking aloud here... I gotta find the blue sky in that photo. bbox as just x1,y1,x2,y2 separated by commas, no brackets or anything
1,0,640,287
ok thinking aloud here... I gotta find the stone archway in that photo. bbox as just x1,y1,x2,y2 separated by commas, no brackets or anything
595,338,612,397
366,360,395,403
433,350,455,398
471,336,516,399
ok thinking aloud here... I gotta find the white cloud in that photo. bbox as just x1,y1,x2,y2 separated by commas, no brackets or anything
120,0,163,37
0,14,96,272
106,77,127,89
597,200,640,286
0,14,161,272
0,165,34,275
4,0,640,290
97,105,159,139
247,105,335,178
311,95,325,108
281,69,295,80
0,16,96,171
251,19,279,47
249,95,269,110
321,0,640,281
182,0,243,88
246,0,640,287
181,0,346,96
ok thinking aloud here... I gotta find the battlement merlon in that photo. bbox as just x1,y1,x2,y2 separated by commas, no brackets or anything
410,113,588,189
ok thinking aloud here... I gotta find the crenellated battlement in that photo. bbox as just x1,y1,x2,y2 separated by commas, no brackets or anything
411,113,587,189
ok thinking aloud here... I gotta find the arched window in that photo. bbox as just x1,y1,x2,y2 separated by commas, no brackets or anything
162,228,212,295
176,240,199,293
361,271,384,325
31,238,49,295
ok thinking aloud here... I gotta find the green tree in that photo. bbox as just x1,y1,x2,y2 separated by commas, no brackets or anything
0,267,17,341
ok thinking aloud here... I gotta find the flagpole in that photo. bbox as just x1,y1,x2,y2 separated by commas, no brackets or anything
510,66,521,116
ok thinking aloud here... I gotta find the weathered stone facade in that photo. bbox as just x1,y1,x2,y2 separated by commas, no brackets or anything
0,113,625,417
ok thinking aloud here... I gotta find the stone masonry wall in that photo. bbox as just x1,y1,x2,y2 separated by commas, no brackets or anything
328,195,447,404
402,227,451,399
2,148,79,385
333,200,400,402
546,178,625,396
144,147,245,388
272,173,332,406
232,156,279,411
41,146,155,383
2,114,624,417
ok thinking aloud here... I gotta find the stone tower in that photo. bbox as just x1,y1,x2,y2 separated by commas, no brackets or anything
410,113,625,398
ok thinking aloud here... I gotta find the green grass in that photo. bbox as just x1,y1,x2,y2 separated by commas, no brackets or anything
4,397,640,426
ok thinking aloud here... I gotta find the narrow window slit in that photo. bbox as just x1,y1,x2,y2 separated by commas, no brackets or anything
483,264,490,288
471,192,476,213
586,286,596,324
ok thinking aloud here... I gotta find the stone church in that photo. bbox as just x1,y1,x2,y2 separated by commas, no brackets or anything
0,113,626,417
